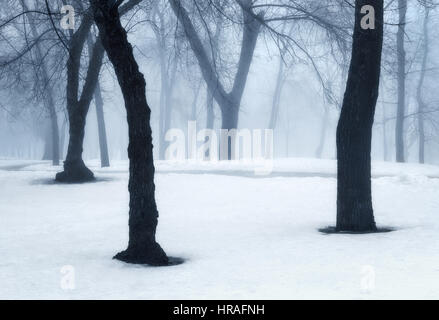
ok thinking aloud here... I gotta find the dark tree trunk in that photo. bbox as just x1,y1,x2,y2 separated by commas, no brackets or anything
56,36,105,182
57,2,138,181
55,10,96,182
94,81,110,167
91,0,168,265
395,0,407,163
336,0,383,232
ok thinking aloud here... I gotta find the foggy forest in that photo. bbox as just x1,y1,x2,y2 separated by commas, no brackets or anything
1,0,439,300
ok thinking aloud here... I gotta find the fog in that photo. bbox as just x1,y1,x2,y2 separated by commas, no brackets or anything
0,0,438,164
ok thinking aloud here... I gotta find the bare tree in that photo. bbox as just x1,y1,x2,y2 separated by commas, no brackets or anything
170,0,263,158
87,33,110,168
335,0,383,232
91,0,168,265
416,5,431,164
395,0,407,162
56,0,140,182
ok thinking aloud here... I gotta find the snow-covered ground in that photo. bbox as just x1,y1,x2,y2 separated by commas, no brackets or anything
1,158,439,299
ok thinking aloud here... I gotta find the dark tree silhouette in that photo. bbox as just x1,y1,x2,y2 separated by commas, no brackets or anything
336,0,383,232
56,0,139,182
91,0,168,265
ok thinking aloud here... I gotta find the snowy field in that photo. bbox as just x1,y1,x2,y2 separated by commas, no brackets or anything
1,158,439,299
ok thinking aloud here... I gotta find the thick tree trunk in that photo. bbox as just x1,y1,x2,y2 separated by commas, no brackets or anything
336,0,383,232
56,36,105,182
416,8,430,164
94,81,110,167
92,0,168,265
395,0,407,163
57,2,138,181
55,10,95,182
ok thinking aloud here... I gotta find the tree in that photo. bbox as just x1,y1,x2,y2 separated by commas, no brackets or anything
335,0,383,232
56,0,138,182
87,33,110,168
170,0,262,151
395,0,407,163
416,6,430,164
149,1,179,160
55,4,104,182
22,0,60,166
91,0,168,265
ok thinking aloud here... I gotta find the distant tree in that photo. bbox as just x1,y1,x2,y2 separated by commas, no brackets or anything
416,4,431,164
336,0,383,232
87,32,110,168
56,0,139,182
55,1,104,182
395,0,407,163
91,0,168,265
170,0,262,159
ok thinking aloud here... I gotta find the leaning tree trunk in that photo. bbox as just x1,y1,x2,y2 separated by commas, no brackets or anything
56,36,105,182
57,2,138,182
336,0,383,232
395,0,407,163
92,0,168,265
55,10,96,182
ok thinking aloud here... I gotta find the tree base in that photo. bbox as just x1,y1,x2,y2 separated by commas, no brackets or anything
55,160,95,183
319,226,395,234
113,242,173,266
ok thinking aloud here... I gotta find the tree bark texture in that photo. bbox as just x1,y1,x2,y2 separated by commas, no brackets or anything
336,0,383,232
91,0,168,265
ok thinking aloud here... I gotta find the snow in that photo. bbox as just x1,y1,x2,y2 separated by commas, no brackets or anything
0,158,439,299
